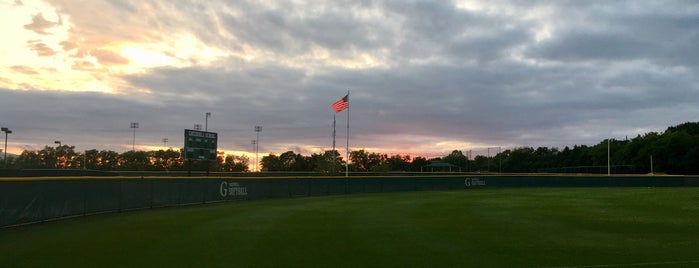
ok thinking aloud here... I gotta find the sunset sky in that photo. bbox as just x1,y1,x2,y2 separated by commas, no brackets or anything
1,0,699,160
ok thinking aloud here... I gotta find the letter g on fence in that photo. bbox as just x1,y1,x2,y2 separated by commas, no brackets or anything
220,181,228,197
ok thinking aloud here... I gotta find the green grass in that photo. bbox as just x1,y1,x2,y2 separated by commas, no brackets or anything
2,188,699,267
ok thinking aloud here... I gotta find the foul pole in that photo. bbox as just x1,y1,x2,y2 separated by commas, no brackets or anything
345,90,350,177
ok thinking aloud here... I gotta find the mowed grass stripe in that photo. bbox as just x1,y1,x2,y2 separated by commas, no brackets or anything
1,188,699,267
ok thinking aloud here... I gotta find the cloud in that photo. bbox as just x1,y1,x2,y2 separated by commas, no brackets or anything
2,0,699,157
23,12,61,34
89,49,130,65
27,40,56,56
11,65,39,75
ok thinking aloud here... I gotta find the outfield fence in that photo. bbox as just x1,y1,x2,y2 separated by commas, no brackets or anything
2,175,697,228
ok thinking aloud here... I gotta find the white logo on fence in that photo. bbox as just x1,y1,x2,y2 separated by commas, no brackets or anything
465,178,486,187
220,182,248,197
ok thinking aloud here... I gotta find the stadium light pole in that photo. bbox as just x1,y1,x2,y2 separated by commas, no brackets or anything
130,122,139,151
205,112,211,131
2,127,11,168
251,140,257,172
255,125,261,172
162,138,168,148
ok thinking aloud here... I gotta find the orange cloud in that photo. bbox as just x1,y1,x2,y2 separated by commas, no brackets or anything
11,65,39,75
90,49,130,65
72,60,96,71
60,40,77,51
27,40,56,56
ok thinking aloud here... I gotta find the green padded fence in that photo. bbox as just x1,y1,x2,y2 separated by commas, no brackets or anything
1,176,697,228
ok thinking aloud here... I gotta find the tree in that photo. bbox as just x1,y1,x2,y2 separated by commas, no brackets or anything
119,151,150,171
410,156,429,172
386,154,411,171
442,150,468,169
279,151,298,171
96,150,120,170
223,154,249,172
14,150,41,169
312,150,343,174
350,149,387,172
151,149,183,171
56,145,80,169
84,149,99,170
260,154,281,171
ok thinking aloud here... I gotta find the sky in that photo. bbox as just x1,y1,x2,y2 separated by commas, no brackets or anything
1,0,699,161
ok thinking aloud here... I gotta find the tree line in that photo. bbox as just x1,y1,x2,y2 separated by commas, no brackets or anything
6,147,249,172
4,122,699,175
260,122,699,175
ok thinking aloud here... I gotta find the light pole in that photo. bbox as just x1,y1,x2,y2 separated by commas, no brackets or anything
254,125,261,172
2,127,11,168
205,112,211,131
251,140,257,172
130,122,139,151
162,138,168,148
194,124,202,131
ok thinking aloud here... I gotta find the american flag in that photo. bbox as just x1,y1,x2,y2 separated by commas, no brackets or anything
331,94,349,113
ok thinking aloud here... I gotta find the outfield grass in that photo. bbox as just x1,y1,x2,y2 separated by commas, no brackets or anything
2,188,699,267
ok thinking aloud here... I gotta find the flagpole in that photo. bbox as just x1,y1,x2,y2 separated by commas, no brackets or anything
345,90,350,177
332,113,336,174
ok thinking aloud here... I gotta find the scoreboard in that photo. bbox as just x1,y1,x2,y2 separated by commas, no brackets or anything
183,129,217,161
